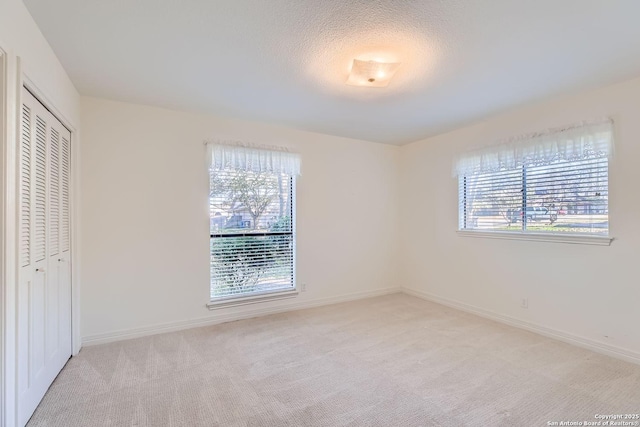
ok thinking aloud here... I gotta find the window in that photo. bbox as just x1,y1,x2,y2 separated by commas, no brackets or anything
207,142,300,302
456,119,612,237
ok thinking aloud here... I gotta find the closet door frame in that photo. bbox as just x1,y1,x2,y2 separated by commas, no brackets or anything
22,71,80,358
0,45,10,427
1,51,81,427
0,45,20,427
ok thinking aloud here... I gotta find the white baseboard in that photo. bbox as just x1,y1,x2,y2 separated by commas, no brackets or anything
402,287,640,365
82,287,401,346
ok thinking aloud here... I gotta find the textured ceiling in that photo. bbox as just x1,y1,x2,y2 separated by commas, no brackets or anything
24,0,640,145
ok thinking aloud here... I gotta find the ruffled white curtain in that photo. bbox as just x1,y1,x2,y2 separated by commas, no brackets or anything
454,118,613,177
206,140,301,176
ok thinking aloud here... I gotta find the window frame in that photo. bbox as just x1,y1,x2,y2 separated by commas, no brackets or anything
457,161,613,246
207,171,298,309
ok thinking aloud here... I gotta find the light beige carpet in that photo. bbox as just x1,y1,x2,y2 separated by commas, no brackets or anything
27,294,640,426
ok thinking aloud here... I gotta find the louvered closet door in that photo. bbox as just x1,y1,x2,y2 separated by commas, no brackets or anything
17,88,72,427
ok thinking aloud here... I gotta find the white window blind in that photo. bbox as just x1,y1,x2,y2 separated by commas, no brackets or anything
456,119,612,236
207,141,300,301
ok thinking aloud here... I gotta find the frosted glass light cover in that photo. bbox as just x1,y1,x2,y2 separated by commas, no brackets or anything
346,59,401,87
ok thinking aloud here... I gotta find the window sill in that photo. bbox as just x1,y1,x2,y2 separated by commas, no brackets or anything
457,230,613,246
207,289,298,310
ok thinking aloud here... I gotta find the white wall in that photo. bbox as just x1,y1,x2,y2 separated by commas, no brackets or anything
80,97,400,341
400,76,640,358
0,0,80,123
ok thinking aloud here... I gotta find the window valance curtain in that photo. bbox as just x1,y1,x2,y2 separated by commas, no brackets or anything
453,118,613,177
206,140,301,176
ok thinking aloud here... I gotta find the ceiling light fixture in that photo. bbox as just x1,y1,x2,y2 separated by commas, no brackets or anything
346,59,401,87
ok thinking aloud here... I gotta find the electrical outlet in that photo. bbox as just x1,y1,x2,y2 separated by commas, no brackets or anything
301,283,307,292
521,298,528,309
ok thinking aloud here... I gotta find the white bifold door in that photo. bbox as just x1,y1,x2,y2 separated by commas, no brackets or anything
17,88,72,426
